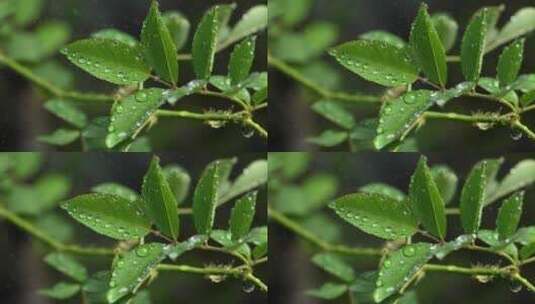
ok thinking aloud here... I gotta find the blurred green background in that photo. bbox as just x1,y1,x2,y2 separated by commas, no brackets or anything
269,0,535,152
269,152,535,303
0,0,267,152
0,152,267,303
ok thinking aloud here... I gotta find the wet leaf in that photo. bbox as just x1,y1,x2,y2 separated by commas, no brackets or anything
106,88,165,148
163,11,190,50
210,230,251,257
359,30,406,48
92,28,139,47
306,282,347,300
37,129,80,146
496,191,524,240
162,165,190,205
163,79,206,105
374,243,434,302
92,183,139,202
44,99,88,128
520,242,535,260
409,156,447,239
460,160,488,234
225,5,267,48
374,90,433,150
431,165,458,205
311,253,355,282
61,193,150,240
486,160,535,205
142,156,180,240
409,3,448,86
307,130,348,147
311,101,355,130
431,13,458,52
460,8,488,82
219,159,267,205
166,235,208,261
107,243,166,303
229,192,257,241
497,39,524,88
490,8,535,52
192,6,220,79
329,40,418,87
253,241,267,259
39,282,80,300
434,234,475,260
229,36,256,86
61,38,150,85
44,252,88,282
359,183,406,202
141,1,179,85
478,229,518,258
193,160,224,235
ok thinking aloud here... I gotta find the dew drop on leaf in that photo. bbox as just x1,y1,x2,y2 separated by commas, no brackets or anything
402,246,415,257
136,247,149,257
136,92,148,103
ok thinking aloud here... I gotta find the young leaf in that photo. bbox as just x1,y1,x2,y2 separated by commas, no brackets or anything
107,243,166,303
374,90,433,150
460,8,488,82
329,193,417,240
229,36,256,86
497,39,525,88
210,230,251,258
162,165,190,204
329,40,418,87
374,243,434,302
521,242,535,260
44,252,88,282
491,8,535,52
163,11,190,50
142,156,180,240
430,165,458,205
306,282,348,300
409,3,448,86
496,191,524,240
225,5,267,47
106,88,165,148
460,160,488,234
487,160,535,204
37,129,80,146
193,160,223,235
92,183,139,202
253,241,267,259
409,156,447,239
39,282,81,300
192,6,220,79
307,130,348,147
44,99,88,128
311,253,355,282
141,1,179,85
61,38,150,85
311,101,355,130
229,192,257,241
61,193,150,240
431,13,458,52
219,160,267,205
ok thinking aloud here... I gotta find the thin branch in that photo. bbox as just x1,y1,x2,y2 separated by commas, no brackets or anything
423,264,506,276
424,111,510,124
513,121,535,141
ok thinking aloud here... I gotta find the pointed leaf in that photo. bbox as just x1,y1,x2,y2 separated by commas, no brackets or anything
311,253,355,282
490,8,535,52
374,243,434,302
92,29,139,47
229,36,256,86
497,191,524,240
61,38,150,85
229,192,257,241
311,100,355,129
193,160,224,234
409,156,447,239
39,282,80,300
107,243,166,303
460,160,488,234
106,88,165,148
434,234,475,260
192,6,220,79
409,3,448,86
142,156,179,240
44,99,88,128
163,11,190,50
92,183,139,202
520,242,535,260
307,130,348,147
461,8,488,82
306,282,348,300
497,39,524,88
252,241,267,259
224,5,267,48
141,1,179,85
430,165,458,205
487,159,535,204
359,183,406,202
329,40,418,87
167,235,208,261
374,90,433,150
329,193,417,240
359,30,406,48
162,165,190,205
431,13,458,52
44,253,88,282
61,193,150,240
219,159,267,205
37,129,80,146
210,230,251,258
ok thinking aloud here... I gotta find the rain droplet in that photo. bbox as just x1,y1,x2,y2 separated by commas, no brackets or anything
510,129,522,141
242,282,255,293
402,246,415,257
136,246,149,257
510,281,522,293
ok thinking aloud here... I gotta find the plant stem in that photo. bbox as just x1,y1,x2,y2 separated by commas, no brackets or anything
268,207,382,256
244,118,268,138
200,90,250,110
424,111,509,124
245,272,269,292
423,264,505,276
157,263,242,275
512,273,535,292
513,121,535,141
156,109,242,121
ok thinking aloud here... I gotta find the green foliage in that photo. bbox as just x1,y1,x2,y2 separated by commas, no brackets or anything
192,6,220,80
460,8,487,82
459,160,487,234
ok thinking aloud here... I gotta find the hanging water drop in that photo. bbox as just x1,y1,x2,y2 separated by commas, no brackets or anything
242,282,255,293
510,281,522,293
241,125,255,138
510,129,522,141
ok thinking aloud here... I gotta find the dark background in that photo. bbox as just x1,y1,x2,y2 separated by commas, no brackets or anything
270,152,535,304
269,0,535,152
0,0,267,152
0,152,267,303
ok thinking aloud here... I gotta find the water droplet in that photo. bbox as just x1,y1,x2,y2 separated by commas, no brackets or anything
383,260,392,268
510,129,522,141
242,282,255,293
116,105,124,113
136,92,148,102
402,246,415,257
241,125,255,138
510,281,522,293
78,58,87,64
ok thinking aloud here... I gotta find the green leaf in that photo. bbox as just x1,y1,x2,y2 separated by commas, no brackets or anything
10,153,42,179
460,8,488,82
35,21,71,58
307,130,348,147
460,160,488,234
431,13,458,52
359,183,406,201
210,230,251,258
163,11,190,50
44,252,88,282
478,77,518,104
431,81,476,107
374,90,433,150
497,39,524,88
490,7,535,52
430,165,458,205
162,165,190,205
359,30,406,48
38,129,80,146
409,156,447,239
61,38,150,85
311,101,355,130
252,241,267,259
219,159,267,205
483,5,505,43
409,3,448,86
92,183,139,202
13,0,43,26
141,1,179,85
193,160,224,235
106,88,165,148
520,242,535,260
92,28,139,47
311,253,355,282
330,193,417,240
252,86,268,105
44,99,88,128
61,193,150,240
39,282,80,300
487,159,535,205
306,282,348,300
167,235,208,261
192,6,221,79
374,243,434,302
496,191,524,240
329,40,418,87
478,229,518,258
521,90,535,107
434,234,475,260
224,5,267,48
142,156,179,240
229,36,256,86
229,192,257,241
107,243,166,303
